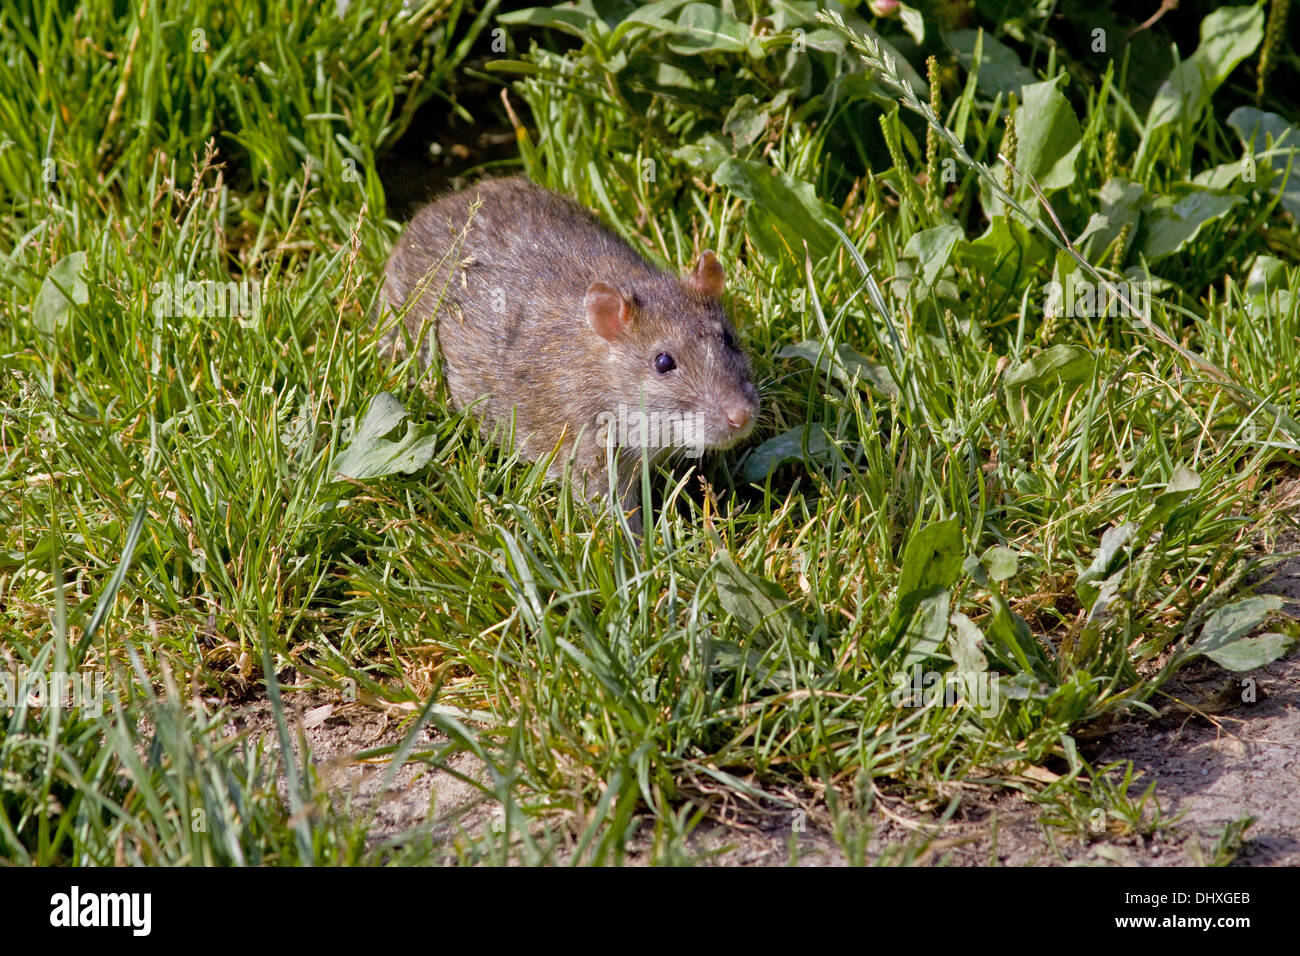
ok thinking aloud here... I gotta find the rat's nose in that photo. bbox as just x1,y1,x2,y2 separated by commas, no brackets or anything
725,404,754,431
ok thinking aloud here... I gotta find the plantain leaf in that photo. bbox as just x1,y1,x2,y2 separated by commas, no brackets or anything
34,252,89,335
664,3,750,56
904,223,963,292
778,339,898,398
714,158,841,263
947,28,1035,98
1228,107,1300,218
898,518,964,598
982,546,1019,583
1076,522,1135,610
899,588,950,668
1191,596,1294,672
740,424,833,482
1138,186,1245,261
333,392,438,480
1002,344,1095,393
713,551,804,641
1076,178,1144,263
948,611,989,675
1145,4,1265,134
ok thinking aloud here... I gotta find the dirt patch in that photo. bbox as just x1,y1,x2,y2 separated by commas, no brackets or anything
223,695,495,857
222,551,1300,865
616,648,1297,866
1086,654,1299,865
660,550,1300,867
224,641,1296,865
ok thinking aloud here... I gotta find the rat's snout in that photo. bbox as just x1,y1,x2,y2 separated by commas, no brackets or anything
724,382,760,436
725,403,754,431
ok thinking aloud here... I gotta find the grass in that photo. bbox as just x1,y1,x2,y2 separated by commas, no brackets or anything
2,0,1299,865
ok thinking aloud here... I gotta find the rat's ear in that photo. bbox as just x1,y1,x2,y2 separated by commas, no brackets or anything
585,281,631,342
685,250,725,298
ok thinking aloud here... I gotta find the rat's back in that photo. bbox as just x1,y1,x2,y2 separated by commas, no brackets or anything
383,176,658,339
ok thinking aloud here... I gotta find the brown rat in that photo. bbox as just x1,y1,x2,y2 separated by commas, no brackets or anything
380,176,759,520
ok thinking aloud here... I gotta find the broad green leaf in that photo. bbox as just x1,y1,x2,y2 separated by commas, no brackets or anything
1245,289,1295,324
1246,255,1288,296
1192,161,1246,190
948,611,989,675
333,392,439,480
708,639,769,673
947,28,1035,98
985,594,1044,675
764,1,821,32
713,551,804,640
982,78,1082,215
1076,521,1135,610
498,7,599,37
1138,186,1245,260
723,95,768,147
671,135,732,174
612,0,694,40
629,59,735,111
1134,464,1204,539
1228,107,1300,218
714,158,841,262
960,217,1048,292
1151,464,1201,519
349,392,406,443
664,3,750,55
1083,568,1125,628
898,518,964,599
982,546,1019,583
34,252,89,335
1191,596,1293,672
1228,107,1299,153
1012,78,1083,192
998,671,1050,702
619,0,693,23
778,339,898,397
797,28,847,53
1076,178,1144,263
904,223,963,291
1043,672,1102,726
740,424,833,482
1001,344,1095,393
1145,4,1265,133
1205,630,1298,672
899,588,950,668
897,3,924,44
589,0,640,28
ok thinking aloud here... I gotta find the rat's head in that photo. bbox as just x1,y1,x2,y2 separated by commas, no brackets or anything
584,251,759,457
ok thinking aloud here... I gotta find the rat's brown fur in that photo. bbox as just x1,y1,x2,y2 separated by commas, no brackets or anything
381,176,759,515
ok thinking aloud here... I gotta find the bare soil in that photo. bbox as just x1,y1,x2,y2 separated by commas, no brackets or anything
224,554,1300,866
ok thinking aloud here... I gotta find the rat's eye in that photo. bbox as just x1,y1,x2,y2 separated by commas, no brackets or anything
654,352,677,374
722,330,736,350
